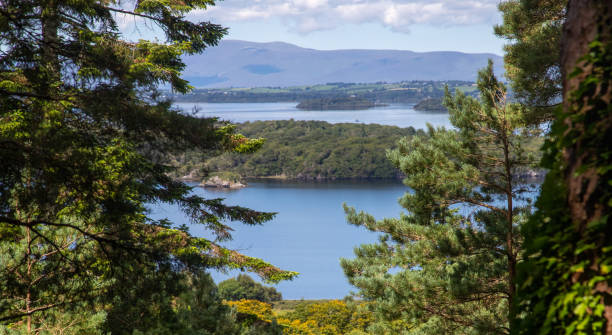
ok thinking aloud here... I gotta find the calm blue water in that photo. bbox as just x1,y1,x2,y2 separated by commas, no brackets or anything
163,102,445,298
155,104,540,299
175,102,452,129
150,180,407,300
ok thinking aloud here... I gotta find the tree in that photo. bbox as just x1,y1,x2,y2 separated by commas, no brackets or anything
341,61,539,334
513,1,612,333
495,0,566,122
103,270,242,335
224,300,284,335
0,0,296,332
283,300,373,335
218,274,282,303
1,305,107,335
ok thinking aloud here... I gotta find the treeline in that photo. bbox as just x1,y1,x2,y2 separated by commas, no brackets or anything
167,81,478,103
296,97,378,110
413,97,447,112
174,120,421,180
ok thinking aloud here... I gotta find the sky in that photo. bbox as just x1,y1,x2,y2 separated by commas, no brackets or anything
119,0,507,55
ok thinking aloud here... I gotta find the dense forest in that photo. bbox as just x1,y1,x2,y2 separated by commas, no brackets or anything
167,81,478,103
173,121,420,181
1,0,611,334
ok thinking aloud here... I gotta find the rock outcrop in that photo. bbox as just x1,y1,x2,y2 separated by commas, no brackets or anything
201,176,246,189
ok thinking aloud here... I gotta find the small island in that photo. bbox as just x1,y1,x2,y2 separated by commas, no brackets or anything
414,97,447,112
296,96,382,110
200,172,246,189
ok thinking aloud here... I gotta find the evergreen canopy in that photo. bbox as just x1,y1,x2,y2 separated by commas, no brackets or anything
495,0,566,122
341,62,539,334
0,0,296,328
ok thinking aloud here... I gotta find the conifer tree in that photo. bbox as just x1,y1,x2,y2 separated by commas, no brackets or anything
495,0,566,122
0,0,296,332
341,61,538,334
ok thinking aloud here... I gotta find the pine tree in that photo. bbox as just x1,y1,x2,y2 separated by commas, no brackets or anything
0,0,296,331
341,61,539,334
494,0,566,122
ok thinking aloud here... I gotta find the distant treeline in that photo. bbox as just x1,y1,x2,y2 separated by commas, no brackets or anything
173,120,422,180
168,81,478,103
296,96,380,110
414,97,448,112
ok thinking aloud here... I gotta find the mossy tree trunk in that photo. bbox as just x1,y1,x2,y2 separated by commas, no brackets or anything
561,1,612,332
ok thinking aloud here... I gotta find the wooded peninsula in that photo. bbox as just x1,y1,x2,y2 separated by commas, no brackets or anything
173,120,543,183
173,120,420,181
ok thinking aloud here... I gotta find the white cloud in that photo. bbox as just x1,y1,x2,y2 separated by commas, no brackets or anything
192,0,500,34
294,0,328,10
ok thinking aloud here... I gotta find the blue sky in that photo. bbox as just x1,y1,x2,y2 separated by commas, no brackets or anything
120,0,506,55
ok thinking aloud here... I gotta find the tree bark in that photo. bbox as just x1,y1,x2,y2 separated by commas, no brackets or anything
561,0,607,228
561,1,612,333
501,125,515,322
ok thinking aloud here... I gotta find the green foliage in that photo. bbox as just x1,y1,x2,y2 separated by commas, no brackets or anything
341,62,540,334
1,271,241,335
219,275,282,303
1,306,106,335
175,120,420,180
0,0,295,332
495,0,566,121
107,271,241,335
513,33,612,335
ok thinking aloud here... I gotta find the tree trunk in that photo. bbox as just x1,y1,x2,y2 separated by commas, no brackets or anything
501,130,515,322
41,0,60,89
562,0,611,231
26,224,32,335
561,1,612,333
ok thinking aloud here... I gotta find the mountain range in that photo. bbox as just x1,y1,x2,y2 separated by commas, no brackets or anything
182,40,504,88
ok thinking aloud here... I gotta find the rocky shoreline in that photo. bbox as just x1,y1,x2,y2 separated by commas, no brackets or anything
200,175,246,189
177,168,546,188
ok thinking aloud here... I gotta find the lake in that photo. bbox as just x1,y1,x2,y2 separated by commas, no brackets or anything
158,103,540,300
157,102,448,299
175,102,452,129
150,180,407,300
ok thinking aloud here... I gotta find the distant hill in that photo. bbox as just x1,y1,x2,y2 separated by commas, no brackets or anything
182,40,504,88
